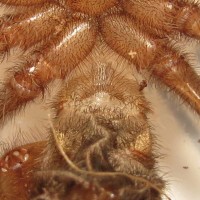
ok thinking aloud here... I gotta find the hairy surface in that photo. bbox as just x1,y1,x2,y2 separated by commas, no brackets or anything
0,0,200,199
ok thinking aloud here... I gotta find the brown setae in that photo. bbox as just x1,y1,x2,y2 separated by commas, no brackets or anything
0,0,200,199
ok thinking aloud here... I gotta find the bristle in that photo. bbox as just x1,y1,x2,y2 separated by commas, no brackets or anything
0,0,200,199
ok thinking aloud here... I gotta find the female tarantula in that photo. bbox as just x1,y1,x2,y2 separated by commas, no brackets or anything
0,0,200,199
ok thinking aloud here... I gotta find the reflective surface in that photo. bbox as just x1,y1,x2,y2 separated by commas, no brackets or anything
0,1,200,200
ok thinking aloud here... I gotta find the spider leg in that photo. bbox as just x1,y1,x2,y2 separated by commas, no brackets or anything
122,0,200,39
0,141,46,200
149,47,200,115
66,0,118,16
100,14,200,114
0,20,97,124
100,15,157,71
0,5,67,55
0,0,52,6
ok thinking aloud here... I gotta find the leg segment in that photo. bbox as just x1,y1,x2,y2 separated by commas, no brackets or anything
150,48,200,114
0,0,52,6
99,15,157,70
122,0,200,39
0,5,67,54
0,141,46,200
66,0,118,16
0,20,97,123
100,14,200,114
0,57,56,123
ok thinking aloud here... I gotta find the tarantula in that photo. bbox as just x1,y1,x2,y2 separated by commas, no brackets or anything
0,0,200,199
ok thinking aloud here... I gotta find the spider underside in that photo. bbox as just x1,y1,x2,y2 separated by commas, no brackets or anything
0,0,200,200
